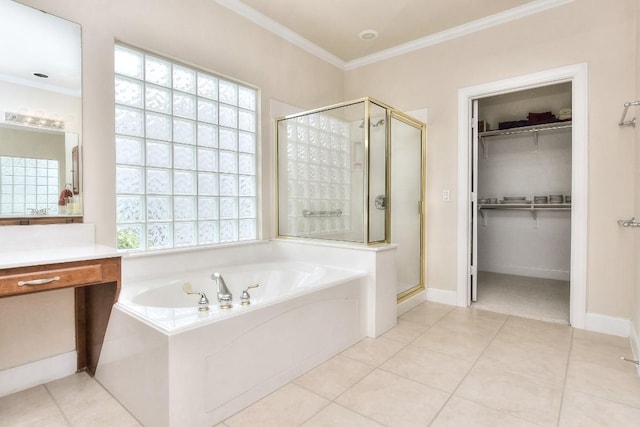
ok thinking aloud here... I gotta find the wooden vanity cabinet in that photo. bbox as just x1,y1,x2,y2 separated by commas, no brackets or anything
0,257,121,376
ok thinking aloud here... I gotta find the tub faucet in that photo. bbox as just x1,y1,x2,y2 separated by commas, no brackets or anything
211,272,233,309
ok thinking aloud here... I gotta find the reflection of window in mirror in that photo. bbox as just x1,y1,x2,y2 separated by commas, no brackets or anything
0,155,59,215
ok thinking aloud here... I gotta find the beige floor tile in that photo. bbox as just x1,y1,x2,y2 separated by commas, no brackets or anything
336,369,449,427
453,306,510,323
482,317,571,387
302,403,382,427
398,302,453,327
380,344,474,392
571,328,635,363
46,372,112,413
565,356,640,409
224,383,328,427
0,385,67,427
566,329,640,408
64,397,140,427
411,308,506,360
46,372,140,427
294,354,374,400
431,396,539,427
559,389,640,427
456,356,563,427
502,315,573,346
382,319,429,343
341,336,405,367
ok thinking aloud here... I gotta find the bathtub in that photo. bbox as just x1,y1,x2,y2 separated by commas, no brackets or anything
96,261,367,427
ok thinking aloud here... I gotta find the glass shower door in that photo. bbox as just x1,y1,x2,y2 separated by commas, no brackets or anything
390,112,425,298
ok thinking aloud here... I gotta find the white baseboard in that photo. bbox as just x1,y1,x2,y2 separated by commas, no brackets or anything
479,265,570,281
0,351,77,397
397,290,427,316
426,287,458,306
584,312,631,338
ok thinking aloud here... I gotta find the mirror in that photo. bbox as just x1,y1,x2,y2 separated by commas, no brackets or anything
0,0,82,220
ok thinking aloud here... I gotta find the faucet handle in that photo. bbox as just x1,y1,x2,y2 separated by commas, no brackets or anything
183,282,210,312
240,284,260,306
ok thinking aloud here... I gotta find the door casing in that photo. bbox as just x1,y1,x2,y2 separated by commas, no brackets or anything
456,63,588,328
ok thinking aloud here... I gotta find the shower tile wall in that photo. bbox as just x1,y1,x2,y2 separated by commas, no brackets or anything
284,114,352,237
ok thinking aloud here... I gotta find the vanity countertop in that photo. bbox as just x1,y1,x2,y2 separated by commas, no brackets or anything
0,244,121,269
0,224,121,269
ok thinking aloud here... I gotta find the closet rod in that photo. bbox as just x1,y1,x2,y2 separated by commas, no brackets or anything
619,101,640,127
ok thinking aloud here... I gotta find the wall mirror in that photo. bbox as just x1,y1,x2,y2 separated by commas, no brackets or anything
0,0,82,223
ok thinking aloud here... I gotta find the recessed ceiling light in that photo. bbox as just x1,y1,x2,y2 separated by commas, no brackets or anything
33,72,49,78
358,29,379,41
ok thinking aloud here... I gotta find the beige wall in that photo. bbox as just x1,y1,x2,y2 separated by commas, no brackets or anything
345,0,638,320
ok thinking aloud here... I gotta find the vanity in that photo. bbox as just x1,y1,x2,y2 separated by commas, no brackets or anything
0,255,121,376
0,225,120,395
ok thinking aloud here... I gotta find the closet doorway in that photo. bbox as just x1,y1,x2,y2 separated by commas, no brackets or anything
457,64,588,328
472,83,572,323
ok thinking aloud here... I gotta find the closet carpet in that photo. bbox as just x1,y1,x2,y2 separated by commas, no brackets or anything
473,271,570,323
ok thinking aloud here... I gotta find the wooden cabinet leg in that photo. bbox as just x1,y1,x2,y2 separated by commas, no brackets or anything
75,283,117,376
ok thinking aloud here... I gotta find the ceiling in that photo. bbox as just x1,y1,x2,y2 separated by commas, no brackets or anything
218,0,572,68
0,0,570,95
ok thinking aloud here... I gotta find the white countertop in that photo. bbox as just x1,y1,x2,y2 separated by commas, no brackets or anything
0,224,121,269
0,244,121,269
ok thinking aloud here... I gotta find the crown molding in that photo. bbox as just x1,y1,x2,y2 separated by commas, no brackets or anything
345,0,575,70
216,0,575,72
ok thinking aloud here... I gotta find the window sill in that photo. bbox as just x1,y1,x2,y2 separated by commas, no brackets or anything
120,239,270,259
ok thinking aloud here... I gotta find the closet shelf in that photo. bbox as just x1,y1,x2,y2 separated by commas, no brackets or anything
479,121,572,138
478,121,572,159
478,203,571,222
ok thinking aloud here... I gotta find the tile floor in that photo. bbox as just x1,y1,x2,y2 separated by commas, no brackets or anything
2,302,640,426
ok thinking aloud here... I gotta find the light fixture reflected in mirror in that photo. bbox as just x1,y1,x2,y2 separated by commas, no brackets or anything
5,112,65,130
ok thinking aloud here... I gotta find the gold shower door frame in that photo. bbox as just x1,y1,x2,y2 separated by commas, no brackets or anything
274,97,426,300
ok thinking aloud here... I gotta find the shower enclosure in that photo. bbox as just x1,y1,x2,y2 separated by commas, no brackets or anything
276,97,426,299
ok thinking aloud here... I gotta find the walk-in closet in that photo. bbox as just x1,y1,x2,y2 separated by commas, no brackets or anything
472,82,572,323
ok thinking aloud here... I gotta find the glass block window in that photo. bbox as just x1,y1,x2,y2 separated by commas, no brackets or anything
0,156,59,215
114,44,258,251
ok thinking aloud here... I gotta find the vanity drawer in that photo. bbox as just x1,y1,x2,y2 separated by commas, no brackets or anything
0,264,103,296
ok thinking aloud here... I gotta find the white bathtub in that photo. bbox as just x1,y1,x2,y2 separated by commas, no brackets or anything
96,261,367,427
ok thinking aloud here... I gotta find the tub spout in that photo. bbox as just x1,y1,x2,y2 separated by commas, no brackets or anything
212,272,233,309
